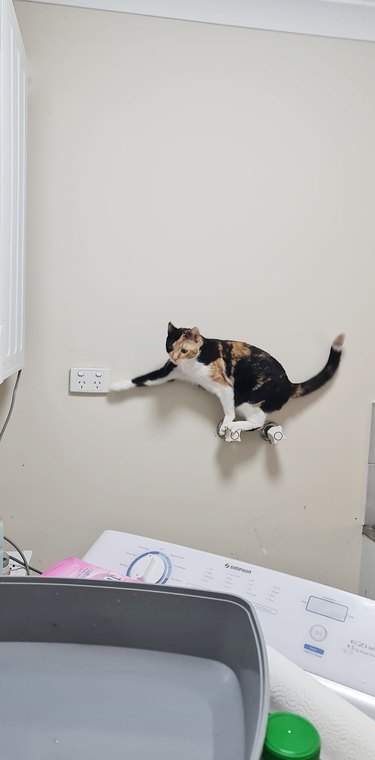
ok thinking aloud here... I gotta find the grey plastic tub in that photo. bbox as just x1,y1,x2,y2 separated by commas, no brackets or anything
0,577,268,760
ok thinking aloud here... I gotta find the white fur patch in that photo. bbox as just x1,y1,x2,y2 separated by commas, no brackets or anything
332,334,345,352
177,358,213,387
234,403,266,431
110,380,134,392
178,359,235,433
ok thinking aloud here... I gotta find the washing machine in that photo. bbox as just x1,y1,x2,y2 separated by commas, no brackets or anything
83,530,375,719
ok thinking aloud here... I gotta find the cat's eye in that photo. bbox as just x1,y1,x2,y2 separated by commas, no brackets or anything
181,348,188,354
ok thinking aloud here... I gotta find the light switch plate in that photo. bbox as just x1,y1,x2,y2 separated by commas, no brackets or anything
70,368,109,394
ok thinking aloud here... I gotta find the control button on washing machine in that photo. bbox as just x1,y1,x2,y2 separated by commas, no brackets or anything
309,624,328,642
129,554,167,584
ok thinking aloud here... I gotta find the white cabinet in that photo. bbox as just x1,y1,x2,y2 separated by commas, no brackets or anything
0,0,27,383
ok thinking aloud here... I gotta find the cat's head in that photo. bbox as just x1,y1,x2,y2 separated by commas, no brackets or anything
166,323,203,362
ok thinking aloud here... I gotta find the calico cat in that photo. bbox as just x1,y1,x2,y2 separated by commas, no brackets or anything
111,323,344,436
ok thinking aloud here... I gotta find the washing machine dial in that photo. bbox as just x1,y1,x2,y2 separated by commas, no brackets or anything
127,551,171,584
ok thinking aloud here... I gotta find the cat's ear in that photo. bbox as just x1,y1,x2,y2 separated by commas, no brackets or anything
168,322,176,335
190,327,201,342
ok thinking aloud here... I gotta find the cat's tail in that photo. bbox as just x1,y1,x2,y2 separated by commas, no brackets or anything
110,379,134,392
291,334,345,399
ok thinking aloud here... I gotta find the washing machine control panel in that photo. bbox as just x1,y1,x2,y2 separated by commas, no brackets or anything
84,530,375,697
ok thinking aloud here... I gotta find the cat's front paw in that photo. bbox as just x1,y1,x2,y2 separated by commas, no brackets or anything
110,380,134,392
218,416,234,438
226,422,241,434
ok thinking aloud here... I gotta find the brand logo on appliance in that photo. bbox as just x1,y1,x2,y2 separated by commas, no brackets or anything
225,563,252,574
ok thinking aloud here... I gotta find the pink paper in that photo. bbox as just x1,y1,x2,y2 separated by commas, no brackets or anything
42,557,140,583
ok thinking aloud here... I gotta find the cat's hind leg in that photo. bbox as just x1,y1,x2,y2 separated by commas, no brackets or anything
229,403,266,433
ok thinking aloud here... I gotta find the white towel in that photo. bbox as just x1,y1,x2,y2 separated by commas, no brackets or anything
268,646,375,760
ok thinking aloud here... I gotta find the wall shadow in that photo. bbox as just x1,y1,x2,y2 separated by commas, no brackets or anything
107,377,336,481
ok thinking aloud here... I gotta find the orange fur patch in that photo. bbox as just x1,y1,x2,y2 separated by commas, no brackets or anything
170,333,203,362
254,374,267,390
210,358,232,386
293,384,303,398
230,341,252,360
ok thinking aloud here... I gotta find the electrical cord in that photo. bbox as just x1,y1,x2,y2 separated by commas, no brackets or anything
4,535,31,576
1,378,42,577
7,554,43,575
0,369,22,442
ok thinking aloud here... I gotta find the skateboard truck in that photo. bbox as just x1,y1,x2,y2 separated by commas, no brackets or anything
260,421,285,444
217,420,285,444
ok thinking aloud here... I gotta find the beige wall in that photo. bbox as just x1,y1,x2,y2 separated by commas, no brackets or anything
1,1,375,589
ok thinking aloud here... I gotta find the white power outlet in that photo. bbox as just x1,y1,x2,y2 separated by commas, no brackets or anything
70,368,109,394
8,550,33,576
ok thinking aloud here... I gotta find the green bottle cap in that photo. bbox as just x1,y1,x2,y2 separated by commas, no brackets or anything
263,712,320,760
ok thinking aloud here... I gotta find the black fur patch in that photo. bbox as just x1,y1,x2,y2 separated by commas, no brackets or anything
291,346,342,398
133,361,175,386
166,327,185,354
233,349,292,411
221,341,233,379
198,339,221,366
